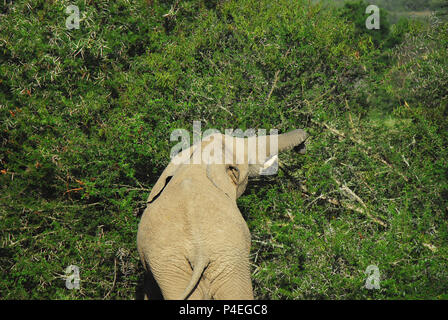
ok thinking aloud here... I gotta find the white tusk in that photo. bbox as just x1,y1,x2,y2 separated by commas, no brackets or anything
262,154,278,169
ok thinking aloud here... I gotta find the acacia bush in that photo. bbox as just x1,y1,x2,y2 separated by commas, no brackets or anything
1,0,447,299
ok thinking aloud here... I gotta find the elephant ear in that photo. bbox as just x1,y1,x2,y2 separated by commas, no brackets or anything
146,144,197,204
206,163,239,200
146,163,177,204
206,139,248,200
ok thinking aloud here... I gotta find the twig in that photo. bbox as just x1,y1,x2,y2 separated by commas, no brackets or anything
292,174,387,228
313,120,409,182
63,187,83,194
113,184,150,191
377,156,409,182
135,180,147,189
162,0,180,18
422,242,438,253
252,239,284,249
307,86,336,105
104,258,117,300
333,178,387,227
333,178,367,209
217,103,233,116
8,230,58,247
54,202,102,208
266,70,280,102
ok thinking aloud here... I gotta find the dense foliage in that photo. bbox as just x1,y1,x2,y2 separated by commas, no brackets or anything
1,0,447,299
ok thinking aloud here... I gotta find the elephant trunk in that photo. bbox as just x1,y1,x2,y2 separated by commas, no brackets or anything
244,129,308,165
262,129,308,159
275,129,308,154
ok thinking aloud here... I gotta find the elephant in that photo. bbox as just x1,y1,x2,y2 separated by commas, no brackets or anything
137,128,308,300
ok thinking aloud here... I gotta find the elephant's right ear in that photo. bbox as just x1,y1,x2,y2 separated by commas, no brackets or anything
146,144,197,204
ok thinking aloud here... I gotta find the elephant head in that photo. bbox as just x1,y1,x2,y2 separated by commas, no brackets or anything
147,129,308,203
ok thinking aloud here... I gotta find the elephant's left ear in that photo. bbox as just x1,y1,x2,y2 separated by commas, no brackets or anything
146,162,178,204
146,144,197,204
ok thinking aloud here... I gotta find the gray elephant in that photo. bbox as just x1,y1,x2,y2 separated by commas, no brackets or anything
137,129,308,300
